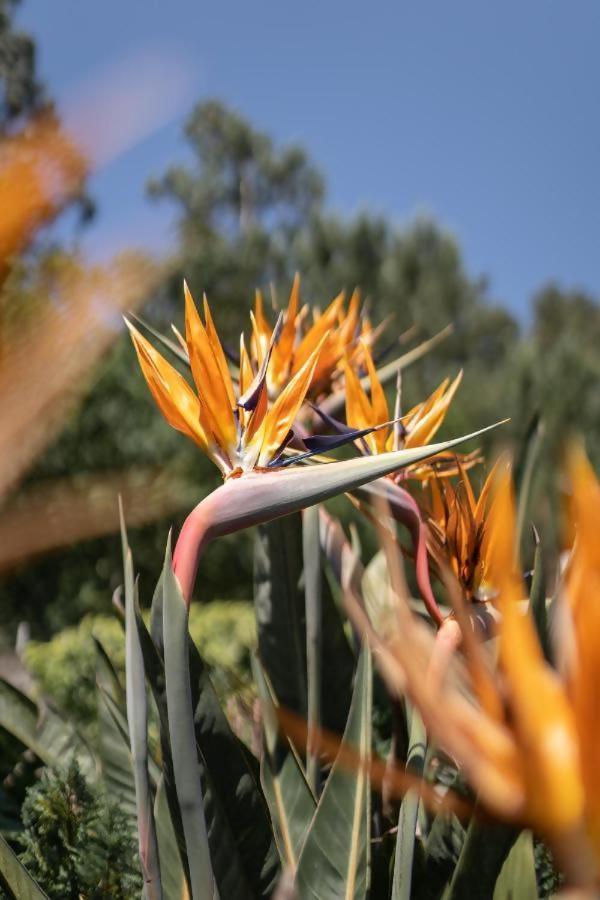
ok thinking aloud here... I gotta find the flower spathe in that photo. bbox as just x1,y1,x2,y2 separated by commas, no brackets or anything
126,281,325,478
171,423,505,604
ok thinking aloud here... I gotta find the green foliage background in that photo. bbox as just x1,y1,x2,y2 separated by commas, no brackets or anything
23,602,256,732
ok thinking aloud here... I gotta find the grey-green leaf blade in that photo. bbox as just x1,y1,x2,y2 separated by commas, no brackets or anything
295,645,372,900
162,536,215,900
0,834,49,900
253,657,316,870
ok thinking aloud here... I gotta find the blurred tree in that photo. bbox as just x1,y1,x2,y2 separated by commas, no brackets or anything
505,285,600,555
295,214,519,445
0,0,46,127
528,285,600,453
147,99,324,331
16,759,141,899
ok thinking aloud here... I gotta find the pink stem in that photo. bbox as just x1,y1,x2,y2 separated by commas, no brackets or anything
172,500,214,606
354,479,443,627
388,485,444,628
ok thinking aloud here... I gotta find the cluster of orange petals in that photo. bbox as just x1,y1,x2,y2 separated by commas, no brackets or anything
250,275,381,401
423,461,500,599
127,282,327,477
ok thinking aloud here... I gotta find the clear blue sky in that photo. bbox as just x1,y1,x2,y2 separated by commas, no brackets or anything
18,0,600,319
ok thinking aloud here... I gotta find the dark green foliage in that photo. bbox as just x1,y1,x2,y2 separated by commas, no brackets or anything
22,603,256,735
254,516,307,720
254,514,354,742
445,818,519,900
16,759,141,900
0,0,45,128
0,743,38,837
534,838,562,899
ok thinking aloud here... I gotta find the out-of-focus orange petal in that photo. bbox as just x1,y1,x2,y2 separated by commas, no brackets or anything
0,116,87,269
490,469,585,836
127,323,208,451
565,444,600,849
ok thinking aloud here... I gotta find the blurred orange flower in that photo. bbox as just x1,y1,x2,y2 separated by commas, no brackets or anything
364,459,600,886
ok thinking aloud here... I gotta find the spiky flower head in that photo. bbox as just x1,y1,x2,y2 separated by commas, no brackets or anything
250,275,379,402
126,281,325,478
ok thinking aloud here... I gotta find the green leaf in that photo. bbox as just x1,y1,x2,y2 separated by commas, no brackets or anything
303,505,322,793
414,809,465,900
392,707,426,900
0,833,49,899
121,501,163,900
141,579,280,899
529,541,552,665
446,818,519,900
0,677,94,777
295,645,372,900
187,637,280,899
318,568,355,740
154,776,190,900
96,676,137,820
162,535,216,900
254,512,354,751
93,634,126,704
134,598,191,891
161,536,279,900
139,601,277,900
254,514,307,720
253,656,316,871
493,831,538,900
515,415,545,551
150,571,165,654
94,640,162,805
